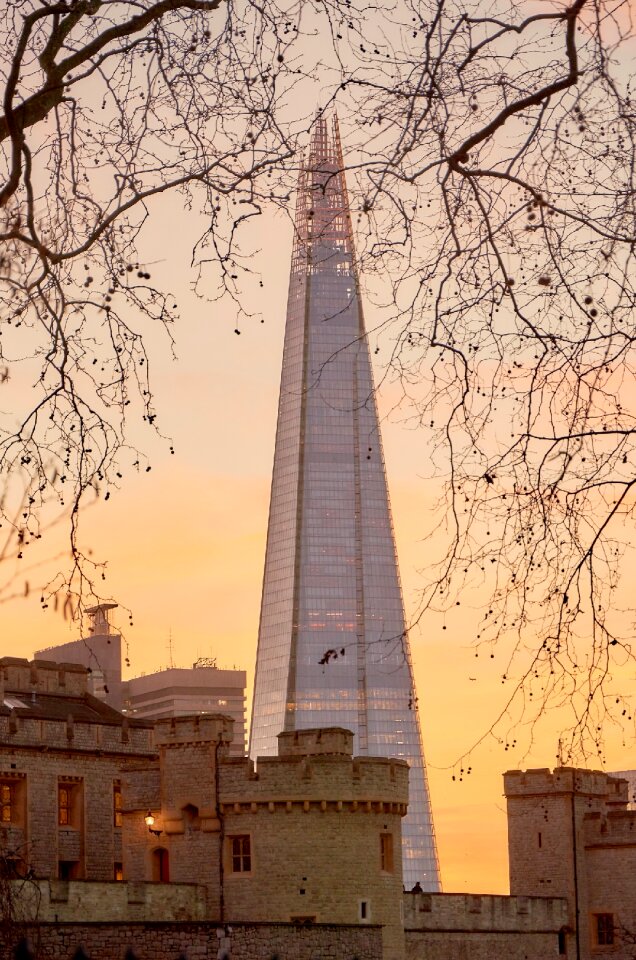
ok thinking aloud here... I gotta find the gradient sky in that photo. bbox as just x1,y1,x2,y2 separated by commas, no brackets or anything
2,163,635,895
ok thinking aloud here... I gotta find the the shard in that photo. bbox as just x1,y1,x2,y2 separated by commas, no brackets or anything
249,116,440,890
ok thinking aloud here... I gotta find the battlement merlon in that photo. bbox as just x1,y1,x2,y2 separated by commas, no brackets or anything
277,727,354,757
583,808,636,845
0,657,88,696
153,713,234,749
220,752,409,807
504,767,629,804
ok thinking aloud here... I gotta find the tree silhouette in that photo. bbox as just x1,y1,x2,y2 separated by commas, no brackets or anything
0,0,311,618
2,0,635,752
341,0,636,757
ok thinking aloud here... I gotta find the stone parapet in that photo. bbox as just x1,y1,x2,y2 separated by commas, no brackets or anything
504,766,629,803
9,879,207,922
583,808,636,846
277,727,354,757
403,892,568,932
153,714,234,750
0,715,154,754
0,657,88,696
221,754,408,809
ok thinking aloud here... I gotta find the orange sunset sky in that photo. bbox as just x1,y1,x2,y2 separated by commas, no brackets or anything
2,161,636,895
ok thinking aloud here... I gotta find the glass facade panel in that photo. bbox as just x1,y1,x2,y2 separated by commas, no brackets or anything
249,116,440,890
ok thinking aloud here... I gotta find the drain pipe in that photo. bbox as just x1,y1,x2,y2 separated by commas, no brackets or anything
215,738,225,924
571,789,581,960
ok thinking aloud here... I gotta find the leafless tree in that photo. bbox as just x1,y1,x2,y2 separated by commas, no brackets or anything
336,0,636,758
3,0,636,755
0,0,320,620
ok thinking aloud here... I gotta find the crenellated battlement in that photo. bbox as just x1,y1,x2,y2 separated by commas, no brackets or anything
583,808,636,845
0,712,154,754
277,727,354,757
1,657,88,696
504,766,629,803
220,751,408,810
153,713,234,749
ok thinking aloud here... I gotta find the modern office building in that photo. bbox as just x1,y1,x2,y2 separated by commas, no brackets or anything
121,663,247,757
249,116,440,889
35,604,124,711
36,607,247,757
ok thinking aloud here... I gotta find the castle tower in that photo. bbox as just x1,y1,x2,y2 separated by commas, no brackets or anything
249,115,440,889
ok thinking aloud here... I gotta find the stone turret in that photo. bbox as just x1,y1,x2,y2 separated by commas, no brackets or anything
123,723,408,959
504,767,632,960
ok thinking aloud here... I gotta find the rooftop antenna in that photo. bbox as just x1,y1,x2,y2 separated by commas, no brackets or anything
167,628,175,669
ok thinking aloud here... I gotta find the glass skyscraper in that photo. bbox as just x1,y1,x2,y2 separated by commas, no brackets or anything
249,116,440,890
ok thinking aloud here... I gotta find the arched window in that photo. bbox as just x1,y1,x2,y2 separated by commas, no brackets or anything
152,847,169,882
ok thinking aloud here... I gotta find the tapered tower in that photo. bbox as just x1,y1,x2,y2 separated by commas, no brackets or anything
249,116,440,889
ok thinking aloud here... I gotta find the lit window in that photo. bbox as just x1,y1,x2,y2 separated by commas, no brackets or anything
58,785,72,826
229,835,251,873
113,783,123,827
380,832,394,873
0,784,12,823
596,914,614,946
114,862,124,881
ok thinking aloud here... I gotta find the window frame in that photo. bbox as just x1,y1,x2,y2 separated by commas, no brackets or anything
113,781,123,828
380,832,394,873
594,913,615,947
0,783,12,824
227,833,252,875
58,785,72,827
58,778,82,829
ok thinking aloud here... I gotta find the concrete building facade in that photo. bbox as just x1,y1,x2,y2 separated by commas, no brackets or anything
121,664,247,757
34,605,247,757
35,604,124,711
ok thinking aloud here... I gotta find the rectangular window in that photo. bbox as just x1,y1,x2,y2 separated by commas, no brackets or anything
58,860,78,880
596,914,614,946
229,835,251,873
58,785,72,826
0,784,12,823
114,862,124,881
113,782,122,828
380,832,394,873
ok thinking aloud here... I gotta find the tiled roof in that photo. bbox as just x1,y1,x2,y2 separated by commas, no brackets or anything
0,690,151,727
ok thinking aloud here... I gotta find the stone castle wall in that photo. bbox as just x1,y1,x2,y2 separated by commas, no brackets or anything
1,920,383,960
505,766,636,960
120,720,408,959
404,892,568,960
9,879,207,923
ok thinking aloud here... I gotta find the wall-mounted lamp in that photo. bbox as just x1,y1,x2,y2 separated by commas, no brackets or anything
144,810,163,837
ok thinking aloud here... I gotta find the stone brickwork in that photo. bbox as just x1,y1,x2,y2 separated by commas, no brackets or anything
122,721,408,960
9,879,207,922
404,891,568,960
505,766,636,960
0,658,154,883
0,920,383,960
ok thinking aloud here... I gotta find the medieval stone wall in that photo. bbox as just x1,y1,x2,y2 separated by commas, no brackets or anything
404,892,568,960
1,920,382,960
505,766,636,960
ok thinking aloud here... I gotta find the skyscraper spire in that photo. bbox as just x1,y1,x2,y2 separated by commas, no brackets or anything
249,115,440,889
